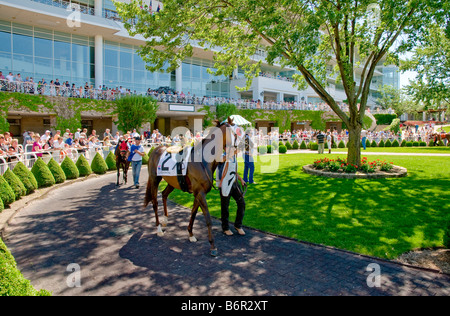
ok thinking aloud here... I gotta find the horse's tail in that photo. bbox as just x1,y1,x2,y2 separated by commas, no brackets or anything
144,179,153,208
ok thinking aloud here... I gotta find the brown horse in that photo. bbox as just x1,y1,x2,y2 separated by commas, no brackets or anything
144,118,236,256
432,133,450,146
115,141,131,186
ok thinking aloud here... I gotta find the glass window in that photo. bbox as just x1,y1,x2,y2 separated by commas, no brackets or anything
133,53,145,70
0,52,12,72
54,40,71,61
54,59,71,77
72,44,89,64
34,57,53,77
192,64,201,78
104,49,118,67
120,68,132,83
13,33,33,56
13,54,33,73
120,51,132,69
34,37,53,59
104,66,118,82
0,31,11,53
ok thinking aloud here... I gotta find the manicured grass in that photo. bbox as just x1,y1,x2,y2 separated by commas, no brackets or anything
320,147,450,154
165,153,450,259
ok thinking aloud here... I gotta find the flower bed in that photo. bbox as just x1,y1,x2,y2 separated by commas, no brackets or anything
304,157,407,179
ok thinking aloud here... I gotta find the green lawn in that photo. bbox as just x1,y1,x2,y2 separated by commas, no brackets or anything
320,147,450,154
165,153,450,260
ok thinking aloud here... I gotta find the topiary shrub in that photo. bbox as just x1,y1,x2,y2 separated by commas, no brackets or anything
412,141,419,147
392,139,400,147
406,141,413,147
309,142,319,150
3,169,26,201
105,151,117,170
338,140,345,148
378,140,385,147
292,140,299,149
419,141,427,147
13,162,38,195
31,158,56,188
365,139,371,148
76,155,92,177
371,140,378,147
285,141,293,150
401,139,407,147
385,139,392,147
258,146,267,155
61,157,80,179
0,175,15,207
278,145,287,154
91,153,108,175
47,158,66,184
300,140,307,149
266,145,273,154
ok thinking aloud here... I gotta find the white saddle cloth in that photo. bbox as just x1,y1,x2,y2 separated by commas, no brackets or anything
156,148,191,177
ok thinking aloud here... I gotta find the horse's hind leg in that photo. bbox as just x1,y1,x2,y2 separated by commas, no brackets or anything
116,164,120,186
197,191,217,256
145,175,163,236
161,184,174,227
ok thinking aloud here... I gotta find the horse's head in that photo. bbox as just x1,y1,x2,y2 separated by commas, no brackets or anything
216,117,244,151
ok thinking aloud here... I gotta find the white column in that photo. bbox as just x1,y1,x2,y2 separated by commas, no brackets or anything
95,35,104,89
176,65,182,93
95,0,103,17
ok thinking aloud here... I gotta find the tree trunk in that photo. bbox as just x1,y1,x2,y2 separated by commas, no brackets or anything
347,123,361,167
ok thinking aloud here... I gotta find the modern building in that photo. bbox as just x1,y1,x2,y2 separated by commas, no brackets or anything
0,0,399,137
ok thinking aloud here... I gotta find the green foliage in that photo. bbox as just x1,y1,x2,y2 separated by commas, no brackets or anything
412,141,420,147
300,140,307,149
278,145,287,154
31,158,56,188
419,141,427,147
113,95,159,133
76,155,92,177
0,237,51,296
285,141,293,150
47,158,66,184
401,140,408,147
371,140,378,147
216,104,237,123
338,140,346,148
392,139,400,147
385,139,392,147
309,142,319,150
258,146,267,155
388,118,401,134
91,153,108,175
292,140,299,149
2,169,26,201
378,140,385,148
105,151,117,170
0,175,15,207
406,141,413,147
13,162,38,195
0,197,3,212
266,145,273,154
373,114,398,125
365,139,371,148
61,157,80,179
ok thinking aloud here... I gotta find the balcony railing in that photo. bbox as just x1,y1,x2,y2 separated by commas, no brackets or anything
30,0,95,16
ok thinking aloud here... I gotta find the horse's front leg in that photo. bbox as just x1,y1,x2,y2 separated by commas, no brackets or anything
187,197,200,243
116,164,120,186
161,184,174,227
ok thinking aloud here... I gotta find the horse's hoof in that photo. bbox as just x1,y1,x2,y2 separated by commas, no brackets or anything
210,249,218,257
157,231,165,237
189,236,197,243
160,216,168,227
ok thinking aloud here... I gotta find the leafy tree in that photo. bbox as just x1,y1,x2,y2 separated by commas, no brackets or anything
402,24,450,110
113,95,159,133
115,0,446,166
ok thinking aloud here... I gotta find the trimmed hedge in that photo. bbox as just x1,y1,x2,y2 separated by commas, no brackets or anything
61,157,80,179
292,140,299,149
279,145,287,154
258,146,267,155
300,140,307,149
371,140,377,147
105,151,117,170
3,169,26,201
76,155,92,177
0,237,51,296
31,158,56,188
91,153,108,175
47,158,66,184
0,175,15,207
285,141,293,150
13,162,38,195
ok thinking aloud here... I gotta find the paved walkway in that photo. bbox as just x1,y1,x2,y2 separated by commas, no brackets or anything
3,171,449,296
